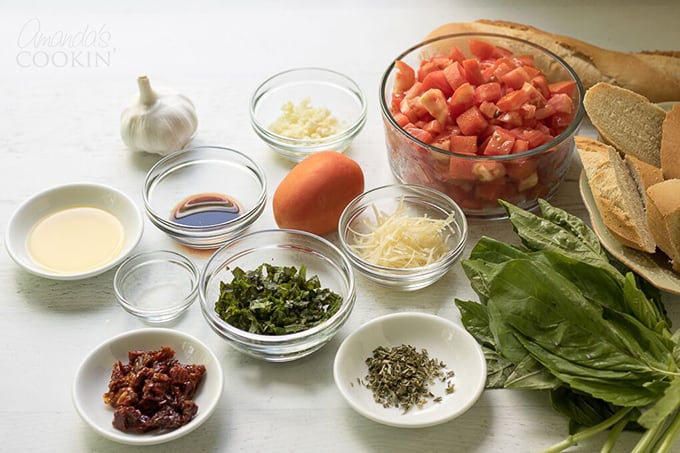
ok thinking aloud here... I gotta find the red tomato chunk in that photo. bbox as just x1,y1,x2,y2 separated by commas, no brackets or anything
389,39,577,211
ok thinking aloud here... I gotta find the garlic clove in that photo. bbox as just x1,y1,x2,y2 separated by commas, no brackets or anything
120,76,198,156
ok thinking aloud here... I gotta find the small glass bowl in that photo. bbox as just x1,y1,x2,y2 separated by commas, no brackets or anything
114,250,199,324
380,33,585,219
199,229,356,362
250,67,367,162
338,184,468,291
143,146,267,249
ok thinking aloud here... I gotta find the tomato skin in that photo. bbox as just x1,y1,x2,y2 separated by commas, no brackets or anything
450,135,478,154
469,39,497,60
482,128,516,156
549,81,577,97
474,82,503,103
443,62,467,92
422,70,454,98
456,106,488,136
462,58,485,86
394,60,416,94
496,89,530,112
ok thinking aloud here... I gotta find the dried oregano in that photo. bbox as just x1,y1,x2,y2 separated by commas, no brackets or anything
360,344,455,413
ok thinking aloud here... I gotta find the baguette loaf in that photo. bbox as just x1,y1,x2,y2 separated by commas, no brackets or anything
661,104,680,179
646,179,680,272
625,155,663,208
576,136,656,253
584,83,666,167
425,20,680,103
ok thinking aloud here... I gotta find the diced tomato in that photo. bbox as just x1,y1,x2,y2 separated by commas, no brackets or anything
422,70,454,98
449,155,478,180
474,82,503,103
535,105,556,120
496,89,530,112
518,171,539,191
520,103,536,120
497,111,523,127
422,119,444,136
521,82,548,106
491,45,513,59
420,88,449,125
448,82,475,119
456,106,488,136
443,62,467,92
505,156,538,180
479,101,500,119
513,55,535,67
473,161,506,181
501,67,531,90
551,112,574,131
482,128,516,155
547,93,574,114
462,58,485,86
404,125,434,144
394,60,416,94
475,177,513,202
393,112,410,127
400,96,426,123
511,139,530,154
417,61,438,82
404,81,424,100
450,135,478,154
549,81,577,97
469,39,497,60
449,45,466,63
530,76,548,99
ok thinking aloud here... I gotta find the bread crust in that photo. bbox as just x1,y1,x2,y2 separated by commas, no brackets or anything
661,104,680,180
425,20,680,103
646,179,680,272
576,136,656,253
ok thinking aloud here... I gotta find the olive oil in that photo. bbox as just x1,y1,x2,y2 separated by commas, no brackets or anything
28,206,125,273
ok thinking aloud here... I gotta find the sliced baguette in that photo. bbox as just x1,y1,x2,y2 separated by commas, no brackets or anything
625,155,663,208
646,179,680,272
425,20,680,102
584,82,666,167
576,136,656,253
661,104,680,180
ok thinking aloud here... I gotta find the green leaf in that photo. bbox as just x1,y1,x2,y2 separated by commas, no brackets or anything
638,377,680,429
487,259,672,407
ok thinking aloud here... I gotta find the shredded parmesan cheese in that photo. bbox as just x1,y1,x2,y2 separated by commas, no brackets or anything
268,97,340,139
350,200,456,268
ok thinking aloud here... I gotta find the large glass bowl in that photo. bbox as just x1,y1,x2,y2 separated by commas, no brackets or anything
380,33,585,219
199,229,356,362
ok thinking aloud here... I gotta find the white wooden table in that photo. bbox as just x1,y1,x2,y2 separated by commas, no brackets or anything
2,1,679,451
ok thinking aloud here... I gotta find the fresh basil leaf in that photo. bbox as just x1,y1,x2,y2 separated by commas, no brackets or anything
487,259,671,407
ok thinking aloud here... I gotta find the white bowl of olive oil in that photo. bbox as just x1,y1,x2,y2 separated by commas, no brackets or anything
5,182,144,280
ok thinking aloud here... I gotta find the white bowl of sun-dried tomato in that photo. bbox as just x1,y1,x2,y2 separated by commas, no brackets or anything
72,328,223,445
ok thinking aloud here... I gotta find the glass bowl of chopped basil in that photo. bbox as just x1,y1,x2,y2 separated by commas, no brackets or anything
337,184,468,290
198,228,356,362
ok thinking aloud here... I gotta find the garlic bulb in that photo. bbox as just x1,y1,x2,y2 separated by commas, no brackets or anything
120,76,198,156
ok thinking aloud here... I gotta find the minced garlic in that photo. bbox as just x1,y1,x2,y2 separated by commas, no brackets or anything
350,200,456,268
268,98,340,139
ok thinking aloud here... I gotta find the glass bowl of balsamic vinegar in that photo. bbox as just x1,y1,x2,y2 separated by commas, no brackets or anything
143,146,267,249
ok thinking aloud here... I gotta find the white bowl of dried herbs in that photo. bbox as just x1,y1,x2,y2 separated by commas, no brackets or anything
333,312,486,428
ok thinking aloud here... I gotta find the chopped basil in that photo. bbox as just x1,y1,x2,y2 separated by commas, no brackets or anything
214,263,342,335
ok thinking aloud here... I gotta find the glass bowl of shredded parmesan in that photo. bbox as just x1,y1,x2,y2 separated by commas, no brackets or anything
337,184,468,291
250,67,367,162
